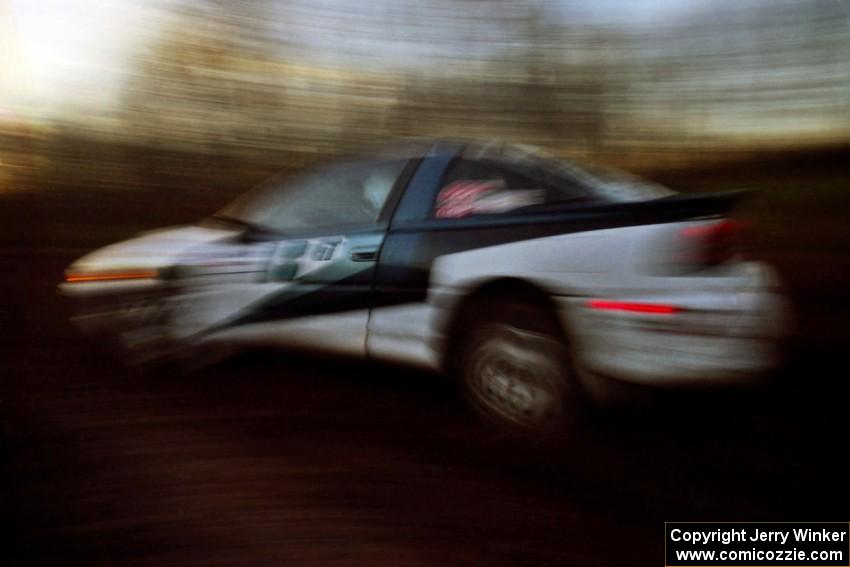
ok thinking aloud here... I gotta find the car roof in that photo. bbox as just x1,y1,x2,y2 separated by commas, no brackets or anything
351,139,675,202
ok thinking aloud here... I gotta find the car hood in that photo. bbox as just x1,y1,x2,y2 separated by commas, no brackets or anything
66,225,238,275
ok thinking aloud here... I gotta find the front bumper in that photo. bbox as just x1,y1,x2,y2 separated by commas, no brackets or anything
59,280,178,363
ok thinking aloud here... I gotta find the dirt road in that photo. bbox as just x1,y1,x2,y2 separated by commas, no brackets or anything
1,244,847,567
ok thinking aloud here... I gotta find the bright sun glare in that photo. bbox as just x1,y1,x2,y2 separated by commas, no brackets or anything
6,0,171,111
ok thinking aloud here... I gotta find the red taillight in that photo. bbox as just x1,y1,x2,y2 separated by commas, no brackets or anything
677,218,749,266
680,218,748,239
587,300,681,314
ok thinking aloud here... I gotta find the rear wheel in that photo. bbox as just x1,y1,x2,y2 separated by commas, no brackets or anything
456,301,583,437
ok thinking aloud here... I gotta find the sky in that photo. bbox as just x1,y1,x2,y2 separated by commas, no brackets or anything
4,0,711,112
3,0,847,146
5,0,176,111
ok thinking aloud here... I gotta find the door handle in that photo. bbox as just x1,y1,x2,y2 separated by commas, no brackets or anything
350,249,377,262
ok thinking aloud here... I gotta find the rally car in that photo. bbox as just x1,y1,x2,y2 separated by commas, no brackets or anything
60,140,789,434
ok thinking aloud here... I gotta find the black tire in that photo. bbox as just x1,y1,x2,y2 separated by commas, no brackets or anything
454,299,584,438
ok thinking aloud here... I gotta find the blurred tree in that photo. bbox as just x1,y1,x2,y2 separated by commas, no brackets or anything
386,3,612,154
119,0,292,155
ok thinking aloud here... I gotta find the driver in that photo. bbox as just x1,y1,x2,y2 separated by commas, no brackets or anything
360,166,396,218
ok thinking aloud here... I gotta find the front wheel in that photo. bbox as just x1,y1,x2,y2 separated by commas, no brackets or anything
456,301,583,437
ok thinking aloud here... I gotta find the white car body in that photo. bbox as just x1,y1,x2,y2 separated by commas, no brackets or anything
60,141,791,427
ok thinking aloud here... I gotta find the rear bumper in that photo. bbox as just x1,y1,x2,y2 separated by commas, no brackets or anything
561,262,791,388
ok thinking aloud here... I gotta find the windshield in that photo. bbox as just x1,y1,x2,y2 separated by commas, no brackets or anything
215,160,408,233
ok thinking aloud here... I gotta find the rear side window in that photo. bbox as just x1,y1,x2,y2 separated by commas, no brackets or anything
433,158,592,219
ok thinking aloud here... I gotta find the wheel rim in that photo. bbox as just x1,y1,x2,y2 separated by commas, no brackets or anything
465,323,565,431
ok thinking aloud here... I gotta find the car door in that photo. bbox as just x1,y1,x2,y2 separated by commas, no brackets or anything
171,158,414,357
368,150,594,369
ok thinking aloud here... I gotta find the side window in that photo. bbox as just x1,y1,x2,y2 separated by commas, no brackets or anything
433,159,546,219
252,160,406,231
